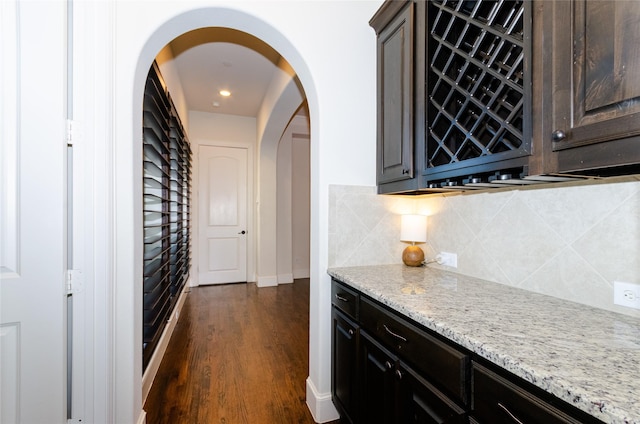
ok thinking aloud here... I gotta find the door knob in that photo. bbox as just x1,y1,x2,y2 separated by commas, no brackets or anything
238,230,246,234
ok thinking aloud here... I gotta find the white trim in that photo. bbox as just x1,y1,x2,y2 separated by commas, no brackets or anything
305,377,339,423
278,273,293,284
293,268,310,279
256,275,278,287
141,283,190,404
136,409,146,424
0,0,19,278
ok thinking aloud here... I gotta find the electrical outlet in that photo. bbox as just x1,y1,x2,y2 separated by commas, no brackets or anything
438,252,458,268
613,281,640,310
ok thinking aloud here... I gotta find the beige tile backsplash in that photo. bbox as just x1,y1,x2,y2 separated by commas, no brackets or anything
328,181,640,317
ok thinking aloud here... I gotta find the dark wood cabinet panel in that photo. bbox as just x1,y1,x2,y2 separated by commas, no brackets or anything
359,331,399,424
543,0,640,173
470,362,602,424
372,0,640,194
331,278,605,424
332,277,470,424
332,309,359,424
423,0,532,183
360,297,470,405
372,2,416,188
399,363,467,424
332,279,359,319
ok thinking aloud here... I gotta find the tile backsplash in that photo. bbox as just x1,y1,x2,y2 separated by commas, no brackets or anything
328,181,640,317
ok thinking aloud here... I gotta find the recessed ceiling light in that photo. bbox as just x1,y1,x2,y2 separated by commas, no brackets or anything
219,90,231,97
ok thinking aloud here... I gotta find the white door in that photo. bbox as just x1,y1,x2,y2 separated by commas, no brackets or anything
1,2,67,422
198,145,248,284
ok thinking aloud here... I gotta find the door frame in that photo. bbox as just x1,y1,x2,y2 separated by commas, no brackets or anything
193,139,255,286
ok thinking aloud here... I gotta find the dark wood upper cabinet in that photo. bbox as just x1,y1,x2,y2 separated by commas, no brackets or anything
372,0,640,194
540,0,640,174
371,1,417,191
423,0,532,183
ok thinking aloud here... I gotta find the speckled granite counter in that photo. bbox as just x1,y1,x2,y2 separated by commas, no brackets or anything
327,264,640,424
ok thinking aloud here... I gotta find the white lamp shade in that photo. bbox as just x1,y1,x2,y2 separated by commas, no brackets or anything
400,214,427,243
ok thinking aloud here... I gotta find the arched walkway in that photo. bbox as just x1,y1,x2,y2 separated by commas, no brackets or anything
125,6,328,422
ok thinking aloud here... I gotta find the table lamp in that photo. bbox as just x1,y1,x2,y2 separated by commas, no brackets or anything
400,214,427,267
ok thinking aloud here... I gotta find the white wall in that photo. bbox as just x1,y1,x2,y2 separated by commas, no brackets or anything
277,123,294,283
103,2,381,423
276,114,311,282
292,134,311,279
156,44,189,128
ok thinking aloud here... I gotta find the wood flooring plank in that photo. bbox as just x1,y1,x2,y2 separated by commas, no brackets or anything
144,279,340,424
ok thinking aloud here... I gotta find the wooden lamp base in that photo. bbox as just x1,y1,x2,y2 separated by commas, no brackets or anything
402,245,424,267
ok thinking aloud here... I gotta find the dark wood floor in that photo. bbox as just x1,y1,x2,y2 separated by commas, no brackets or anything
144,279,340,424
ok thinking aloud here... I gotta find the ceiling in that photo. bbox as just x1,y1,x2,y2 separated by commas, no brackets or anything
168,27,299,118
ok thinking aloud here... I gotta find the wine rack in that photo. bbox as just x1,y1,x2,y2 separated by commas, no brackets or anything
426,0,531,171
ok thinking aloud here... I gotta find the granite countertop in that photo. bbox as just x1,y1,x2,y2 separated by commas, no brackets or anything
327,264,640,424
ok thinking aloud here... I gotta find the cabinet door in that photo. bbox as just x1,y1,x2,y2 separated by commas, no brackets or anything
332,309,359,424
399,363,467,424
548,0,640,172
471,363,585,424
375,2,414,186
359,331,399,424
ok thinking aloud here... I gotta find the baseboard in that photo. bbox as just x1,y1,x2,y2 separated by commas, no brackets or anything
306,377,339,423
278,273,294,284
257,275,278,287
137,409,147,424
141,283,190,404
293,268,310,279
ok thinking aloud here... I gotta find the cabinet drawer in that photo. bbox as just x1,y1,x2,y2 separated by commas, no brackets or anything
360,296,470,404
472,363,583,424
331,279,359,320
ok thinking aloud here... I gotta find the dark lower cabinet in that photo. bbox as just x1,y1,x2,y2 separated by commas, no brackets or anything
470,362,601,424
359,331,398,424
332,309,359,424
332,278,468,424
400,363,467,424
360,329,467,424
330,277,605,424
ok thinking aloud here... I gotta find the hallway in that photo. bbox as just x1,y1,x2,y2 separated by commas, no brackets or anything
144,279,339,423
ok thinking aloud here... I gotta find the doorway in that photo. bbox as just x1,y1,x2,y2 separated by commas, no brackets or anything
122,6,336,422
142,18,312,411
198,144,250,285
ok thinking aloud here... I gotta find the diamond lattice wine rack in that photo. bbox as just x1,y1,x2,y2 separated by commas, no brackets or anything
426,0,531,176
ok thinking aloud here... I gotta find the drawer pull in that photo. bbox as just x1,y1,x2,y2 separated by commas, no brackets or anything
335,293,349,302
385,361,393,370
383,324,408,343
498,402,524,424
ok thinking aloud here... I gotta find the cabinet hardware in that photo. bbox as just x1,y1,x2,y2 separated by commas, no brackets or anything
383,324,408,343
395,370,403,380
402,169,410,175
238,230,246,234
335,294,349,302
551,130,566,142
348,329,354,336
497,402,524,424
385,361,393,370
